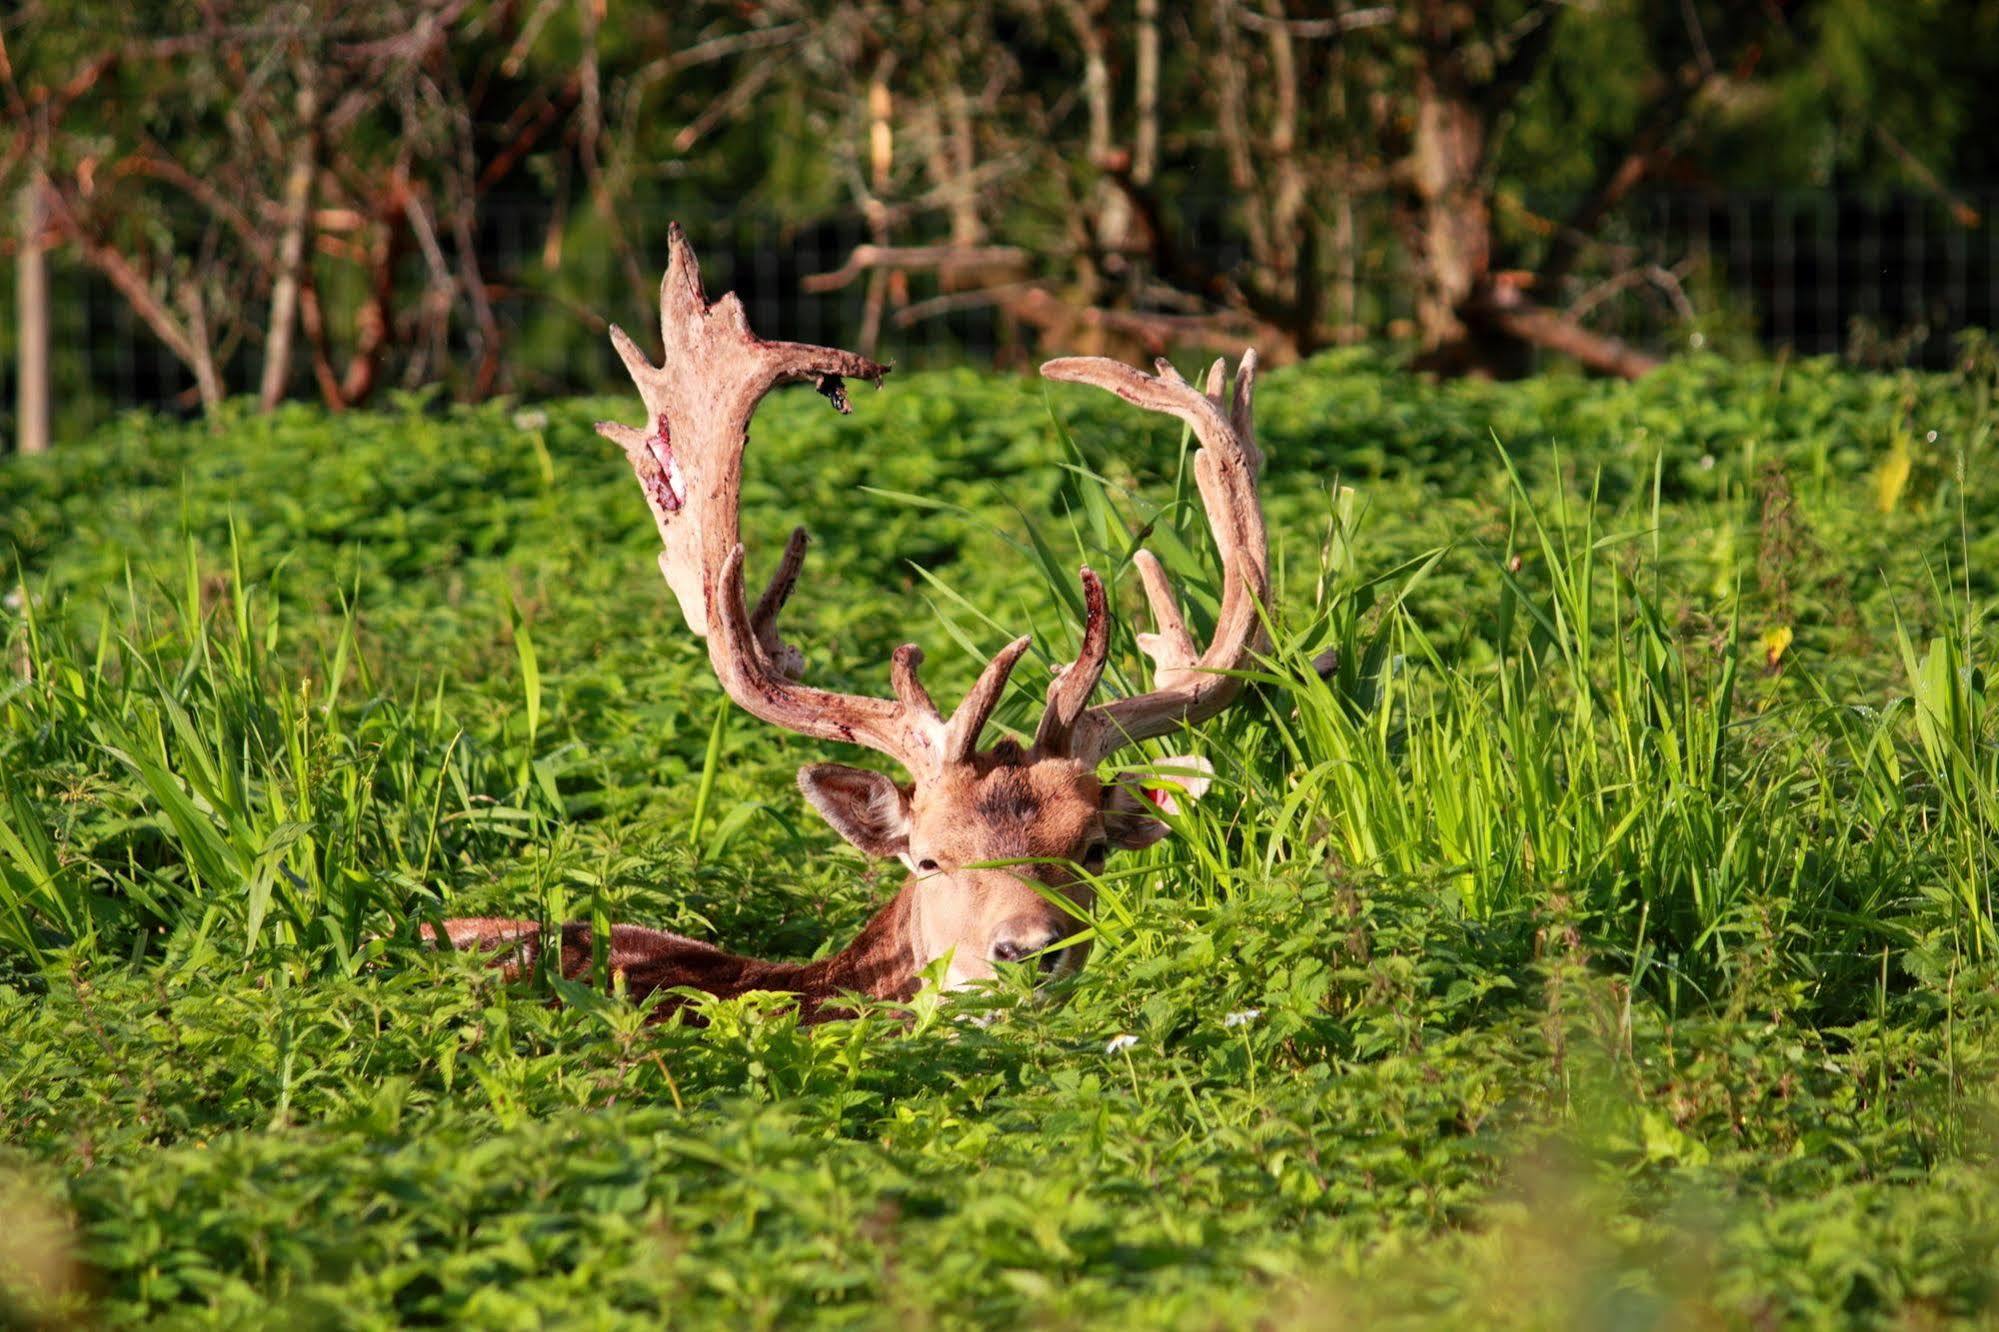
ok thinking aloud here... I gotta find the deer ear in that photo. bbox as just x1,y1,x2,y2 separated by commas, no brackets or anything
798,763,912,859
1101,755,1214,849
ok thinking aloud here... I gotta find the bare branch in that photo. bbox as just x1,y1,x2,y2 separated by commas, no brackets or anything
802,244,1030,293
1567,260,1696,325
43,180,224,410
1230,5,1394,38
660,22,806,74
120,145,276,272
1480,298,1662,378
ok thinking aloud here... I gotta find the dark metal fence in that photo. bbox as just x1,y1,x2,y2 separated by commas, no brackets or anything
5,186,1996,436
1628,189,1998,360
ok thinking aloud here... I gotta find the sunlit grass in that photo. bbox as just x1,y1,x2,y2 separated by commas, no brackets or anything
2,350,1998,1325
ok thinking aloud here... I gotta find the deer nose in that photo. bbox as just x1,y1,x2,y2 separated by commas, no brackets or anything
991,925,1066,971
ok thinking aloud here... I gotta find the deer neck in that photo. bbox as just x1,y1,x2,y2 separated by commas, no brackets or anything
764,880,923,1006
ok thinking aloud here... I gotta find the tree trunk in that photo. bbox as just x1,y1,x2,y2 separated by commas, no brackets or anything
181,283,225,413
858,70,895,358
1406,70,1495,363
259,82,320,411
337,178,411,408
575,0,650,322
1395,4,1655,378
1332,187,1358,343
1133,0,1159,186
14,176,50,455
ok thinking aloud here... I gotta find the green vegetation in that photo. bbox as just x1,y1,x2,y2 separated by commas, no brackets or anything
4,348,1999,1326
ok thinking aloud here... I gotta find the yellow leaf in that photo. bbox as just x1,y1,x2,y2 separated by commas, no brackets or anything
1872,433,1912,513
1761,625,1794,669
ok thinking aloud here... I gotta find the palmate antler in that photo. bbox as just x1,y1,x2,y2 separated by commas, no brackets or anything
595,225,1267,780
1035,355,1269,764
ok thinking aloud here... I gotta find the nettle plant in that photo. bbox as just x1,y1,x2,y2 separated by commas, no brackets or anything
439,226,1271,1019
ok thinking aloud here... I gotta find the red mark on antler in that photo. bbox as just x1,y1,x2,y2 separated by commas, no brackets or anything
643,413,686,513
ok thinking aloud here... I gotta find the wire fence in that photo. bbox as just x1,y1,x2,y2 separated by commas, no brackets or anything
1634,188,1998,361
5,186,1996,436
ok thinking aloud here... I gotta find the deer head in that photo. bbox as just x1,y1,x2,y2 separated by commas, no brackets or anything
585,225,1269,995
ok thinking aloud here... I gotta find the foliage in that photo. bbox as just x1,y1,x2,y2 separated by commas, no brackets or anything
2,352,1999,1325
7,0,1998,435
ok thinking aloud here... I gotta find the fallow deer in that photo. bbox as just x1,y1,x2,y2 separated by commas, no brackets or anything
435,224,1269,1020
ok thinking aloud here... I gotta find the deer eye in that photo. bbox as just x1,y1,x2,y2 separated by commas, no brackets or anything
916,858,940,874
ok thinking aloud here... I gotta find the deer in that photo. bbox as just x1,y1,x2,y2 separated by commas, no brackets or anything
431,224,1269,1022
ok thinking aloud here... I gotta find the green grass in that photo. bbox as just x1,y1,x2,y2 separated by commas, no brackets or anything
4,346,1999,1327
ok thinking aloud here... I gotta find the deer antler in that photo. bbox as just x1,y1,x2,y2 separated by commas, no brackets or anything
599,228,1267,782
595,224,1043,777
1034,353,1270,764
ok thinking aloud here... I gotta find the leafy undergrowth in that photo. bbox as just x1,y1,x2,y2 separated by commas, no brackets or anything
3,348,1999,1327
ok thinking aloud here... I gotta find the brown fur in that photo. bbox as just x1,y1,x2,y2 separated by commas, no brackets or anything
429,750,1192,1023
898,756,1107,989
429,893,922,1024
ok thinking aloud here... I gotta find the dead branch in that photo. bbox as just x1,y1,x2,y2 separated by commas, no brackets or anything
1229,5,1394,37
476,77,580,194
121,145,276,273
43,182,225,410
802,244,1031,293
1567,259,1696,325
1872,123,1983,229
1477,296,1662,379
660,22,807,74
335,0,473,66
1006,288,1265,357
890,281,1045,326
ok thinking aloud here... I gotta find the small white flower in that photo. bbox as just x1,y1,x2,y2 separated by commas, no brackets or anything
1105,1033,1138,1054
2,586,22,611
1224,1008,1262,1029
512,408,549,432
1699,454,1716,471
1926,430,1939,443
1689,332,1706,350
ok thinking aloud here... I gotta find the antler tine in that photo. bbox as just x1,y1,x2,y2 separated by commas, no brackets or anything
609,323,665,393
890,645,941,720
1131,549,1199,679
1229,351,1261,470
1033,568,1111,752
943,635,1034,762
1038,351,1270,763
750,526,811,680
